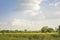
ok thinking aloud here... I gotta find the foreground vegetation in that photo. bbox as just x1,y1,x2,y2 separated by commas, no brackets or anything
0,33,60,40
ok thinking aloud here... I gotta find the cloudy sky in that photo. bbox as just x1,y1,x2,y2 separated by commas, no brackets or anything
0,0,60,30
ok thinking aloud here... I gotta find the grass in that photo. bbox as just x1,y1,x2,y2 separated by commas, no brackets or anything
0,33,60,40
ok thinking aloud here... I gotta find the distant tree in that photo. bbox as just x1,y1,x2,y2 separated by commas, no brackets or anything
55,27,58,32
14,30,19,33
15,30,18,32
41,26,48,33
58,25,60,34
24,29,27,32
5,30,10,33
47,28,55,33
1,30,5,34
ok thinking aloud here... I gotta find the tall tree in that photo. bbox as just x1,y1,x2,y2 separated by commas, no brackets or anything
47,28,55,33
41,26,48,33
58,25,60,34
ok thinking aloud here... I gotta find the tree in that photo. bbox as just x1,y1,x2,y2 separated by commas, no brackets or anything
41,26,48,33
55,27,58,32
47,28,55,33
24,29,27,32
58,25,60,34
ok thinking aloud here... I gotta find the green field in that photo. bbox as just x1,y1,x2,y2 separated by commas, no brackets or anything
0,33,60,40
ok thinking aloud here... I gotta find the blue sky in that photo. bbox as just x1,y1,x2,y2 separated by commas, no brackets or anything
0,0,60,30
0,0,18,22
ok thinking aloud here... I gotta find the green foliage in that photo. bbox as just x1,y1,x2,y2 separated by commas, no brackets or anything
41,26,55,33
58,25,60,34
24,29,27,32
41,26,48,33
47,28,55,33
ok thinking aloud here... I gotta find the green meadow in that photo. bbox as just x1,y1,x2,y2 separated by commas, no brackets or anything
0,33,60,40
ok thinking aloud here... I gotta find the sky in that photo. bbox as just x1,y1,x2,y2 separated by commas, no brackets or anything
0,0,60,30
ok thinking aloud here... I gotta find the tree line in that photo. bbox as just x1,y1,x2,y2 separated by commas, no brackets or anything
0,25,60,34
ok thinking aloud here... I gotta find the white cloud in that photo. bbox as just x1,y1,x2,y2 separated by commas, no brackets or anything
23,10,39,16
55,11,60,15
49,2,60,7
0,18,60,30
49,3,54,6
44,10,60,19
43,1,60,19
55,2,60,6
9,18,60,30
9,0,45,21
10,18,42,30
16,0,43,16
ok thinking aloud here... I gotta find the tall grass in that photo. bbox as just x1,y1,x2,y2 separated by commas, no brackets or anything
0,34,60,40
